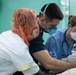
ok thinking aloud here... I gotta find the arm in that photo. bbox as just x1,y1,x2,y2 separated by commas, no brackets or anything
32,50,76,72
29,32,76,72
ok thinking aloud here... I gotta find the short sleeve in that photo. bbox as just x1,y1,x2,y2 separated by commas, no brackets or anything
0,31,39,73
7,42,38,71
29,31,46,54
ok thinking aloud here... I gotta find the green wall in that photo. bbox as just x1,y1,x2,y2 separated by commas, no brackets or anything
70,0,76,15
0,0,68,43
0,0,60,33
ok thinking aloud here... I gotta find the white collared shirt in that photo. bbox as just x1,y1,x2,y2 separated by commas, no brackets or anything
0,30,39,75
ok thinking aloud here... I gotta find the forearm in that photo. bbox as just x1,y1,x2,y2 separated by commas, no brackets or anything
49,57,76,72
32,50,76,72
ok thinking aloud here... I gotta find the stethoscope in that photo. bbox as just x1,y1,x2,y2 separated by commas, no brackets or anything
62,30,68,47
62,29,76,57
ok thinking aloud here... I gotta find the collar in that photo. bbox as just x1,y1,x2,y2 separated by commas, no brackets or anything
63,29,68,42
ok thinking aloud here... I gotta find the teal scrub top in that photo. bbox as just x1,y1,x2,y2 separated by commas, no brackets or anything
45,28,76,59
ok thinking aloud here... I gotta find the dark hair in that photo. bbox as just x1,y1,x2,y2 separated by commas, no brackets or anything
68,15,76,27
68,15,74,25
39,3,64,21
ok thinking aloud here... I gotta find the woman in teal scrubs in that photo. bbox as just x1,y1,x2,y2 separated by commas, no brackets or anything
45,15,76,59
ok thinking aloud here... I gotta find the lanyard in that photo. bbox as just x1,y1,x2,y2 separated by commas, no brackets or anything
62,30,68,47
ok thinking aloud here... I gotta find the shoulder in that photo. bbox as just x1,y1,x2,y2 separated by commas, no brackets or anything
46,28,67,43
49,28,67,39
0,30,28,51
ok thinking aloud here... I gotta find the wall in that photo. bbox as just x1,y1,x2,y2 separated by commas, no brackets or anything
0,0,66,43
70,0,76,15
0,0,60,33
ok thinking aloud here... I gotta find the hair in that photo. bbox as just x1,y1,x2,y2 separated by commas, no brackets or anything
68,15,76,27
39,3,64,21
68,15,74,25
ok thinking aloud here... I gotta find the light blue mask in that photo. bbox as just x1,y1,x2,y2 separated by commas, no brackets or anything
48,27,58,35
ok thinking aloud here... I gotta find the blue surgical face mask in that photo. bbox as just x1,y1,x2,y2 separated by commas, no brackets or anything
48,27,58,35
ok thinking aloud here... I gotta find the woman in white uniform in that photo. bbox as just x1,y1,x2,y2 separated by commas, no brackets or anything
0,8,41,75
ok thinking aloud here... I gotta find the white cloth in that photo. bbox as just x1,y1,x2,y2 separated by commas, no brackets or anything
0,30,39,75
57,68,76,75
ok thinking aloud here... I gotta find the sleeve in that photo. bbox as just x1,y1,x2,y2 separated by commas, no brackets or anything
7,42,39,72
45,35,57,58
29,32,46,54
22,64,39,75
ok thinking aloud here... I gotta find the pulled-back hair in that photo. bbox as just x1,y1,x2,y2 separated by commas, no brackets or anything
68,15,76,27
68,15,73,25
39,3,64,21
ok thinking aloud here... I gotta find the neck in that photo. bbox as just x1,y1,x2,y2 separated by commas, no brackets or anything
66,30,72,44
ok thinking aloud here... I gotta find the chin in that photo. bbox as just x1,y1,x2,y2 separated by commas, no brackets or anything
29,38,33,41
29,36,38,41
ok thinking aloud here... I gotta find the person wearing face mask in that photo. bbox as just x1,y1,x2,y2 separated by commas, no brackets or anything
45,15,76,60
13,3,64,75
13,3,76,75
28,3,76,74
0,8,47,75
48,27,58,35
